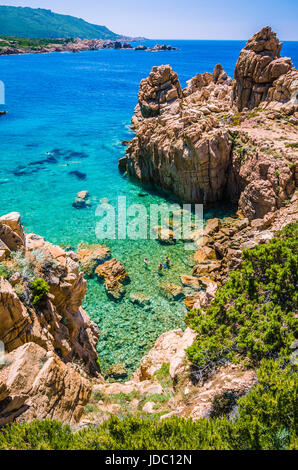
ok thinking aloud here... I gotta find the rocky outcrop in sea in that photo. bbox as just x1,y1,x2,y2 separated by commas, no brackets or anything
122,27,298,221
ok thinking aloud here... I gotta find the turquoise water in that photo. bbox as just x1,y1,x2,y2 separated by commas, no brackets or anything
0,40,297,375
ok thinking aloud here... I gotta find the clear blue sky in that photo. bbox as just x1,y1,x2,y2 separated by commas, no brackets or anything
1,0,298,40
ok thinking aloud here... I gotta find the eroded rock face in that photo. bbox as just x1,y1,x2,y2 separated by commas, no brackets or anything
132,328,196,382
126,63,233,205
0,343,91,426
266,68,298,112
0,278,31,350
0,214,100,378
233,26,293,110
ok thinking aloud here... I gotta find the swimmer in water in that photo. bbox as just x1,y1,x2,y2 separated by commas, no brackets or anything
144,258,150,269
165,256,171,268
157,263,164,275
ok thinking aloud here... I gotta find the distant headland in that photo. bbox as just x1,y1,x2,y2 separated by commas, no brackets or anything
0,37,177,56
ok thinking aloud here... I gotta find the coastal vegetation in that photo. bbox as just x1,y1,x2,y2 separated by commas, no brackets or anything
0,6,119,40
0,36,75,53
30,278,50,306
186,223,298,371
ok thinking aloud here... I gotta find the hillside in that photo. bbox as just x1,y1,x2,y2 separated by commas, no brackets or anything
0,5,120,39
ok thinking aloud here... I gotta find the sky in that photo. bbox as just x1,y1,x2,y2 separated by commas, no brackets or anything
1,0,298,40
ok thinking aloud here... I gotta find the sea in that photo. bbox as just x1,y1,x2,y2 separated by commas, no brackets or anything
0,39,297,375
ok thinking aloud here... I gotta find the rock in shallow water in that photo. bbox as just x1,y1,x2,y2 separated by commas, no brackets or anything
129,292,150,306
95,258,130,301
72,190,91,209
159,282,184,301
77,244,111,276
105,362,128,380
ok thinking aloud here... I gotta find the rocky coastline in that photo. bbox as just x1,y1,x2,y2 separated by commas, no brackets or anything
0,212,102,425
0,27,297,430
122,27,297,221
0,37,177,56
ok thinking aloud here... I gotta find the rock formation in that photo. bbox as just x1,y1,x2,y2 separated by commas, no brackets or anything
95,258,130,301
77,243,111,276
0,212,102,425
137,64,183,118
233,27,293,110
82,327,257,423
0,343,91,426
123,27,297,219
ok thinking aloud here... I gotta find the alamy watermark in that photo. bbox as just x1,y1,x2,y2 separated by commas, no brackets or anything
0,341,5,366
0,81,5,105
95,197,203,250
291,84,298,105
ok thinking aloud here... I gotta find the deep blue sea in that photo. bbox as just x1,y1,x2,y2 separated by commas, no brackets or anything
0,40,297,375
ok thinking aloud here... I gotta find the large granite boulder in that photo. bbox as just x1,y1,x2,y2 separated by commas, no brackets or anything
233,26,293,110
123,28,297,220
77,244,111,276
137,64,183,118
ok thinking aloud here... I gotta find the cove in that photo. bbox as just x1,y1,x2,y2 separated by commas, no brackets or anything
0,40,297,377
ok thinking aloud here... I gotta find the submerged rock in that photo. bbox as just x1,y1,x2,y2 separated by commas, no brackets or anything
77,244,111,276
73,190,91,209
129,292,150,306
159,282,184,301
152,226,176,244
180,275,200,290
96,258,130,301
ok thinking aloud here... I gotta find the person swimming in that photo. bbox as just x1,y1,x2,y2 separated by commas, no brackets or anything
144,258,150,269
164,256,171,268
156,263,164,275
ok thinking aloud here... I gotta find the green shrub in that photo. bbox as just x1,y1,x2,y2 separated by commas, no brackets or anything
234,358,298,450
210,391,239,418
230,113,242,126
186,223,298,370
0,263,9,279
285,142,298,149
71,415,233,450
30,278,50,306
0,420,73,450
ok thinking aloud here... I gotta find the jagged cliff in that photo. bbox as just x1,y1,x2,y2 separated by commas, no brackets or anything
0,212,102,425
122,27,298,220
